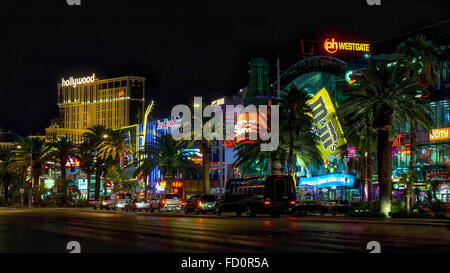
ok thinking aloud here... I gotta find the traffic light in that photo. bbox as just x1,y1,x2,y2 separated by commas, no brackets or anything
123,157,128,166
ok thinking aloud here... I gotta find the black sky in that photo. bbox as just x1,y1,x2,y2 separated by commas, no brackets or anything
1,0,449,138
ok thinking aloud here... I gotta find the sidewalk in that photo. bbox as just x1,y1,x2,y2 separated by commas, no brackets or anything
295,215,449,226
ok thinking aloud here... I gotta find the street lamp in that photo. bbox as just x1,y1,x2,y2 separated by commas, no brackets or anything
103,134,109,139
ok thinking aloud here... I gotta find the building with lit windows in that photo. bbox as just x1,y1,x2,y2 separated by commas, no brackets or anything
45,74,145,142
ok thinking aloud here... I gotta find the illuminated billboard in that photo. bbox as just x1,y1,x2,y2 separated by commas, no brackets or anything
299,174,355,188
324,38,370,54
429,128,450,141
307,87,346,160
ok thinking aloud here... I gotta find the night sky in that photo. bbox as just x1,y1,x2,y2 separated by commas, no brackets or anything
1,0,449,139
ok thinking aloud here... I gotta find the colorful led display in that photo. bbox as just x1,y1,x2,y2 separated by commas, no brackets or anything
299,174,355,188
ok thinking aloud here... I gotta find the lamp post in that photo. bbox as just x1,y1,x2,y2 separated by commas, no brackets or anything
1,130,34,207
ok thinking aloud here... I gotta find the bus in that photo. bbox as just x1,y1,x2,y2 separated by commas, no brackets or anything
215,175,296,217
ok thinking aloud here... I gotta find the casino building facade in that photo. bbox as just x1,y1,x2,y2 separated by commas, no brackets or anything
45,74,145,141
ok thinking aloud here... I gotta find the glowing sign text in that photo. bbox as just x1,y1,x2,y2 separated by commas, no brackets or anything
429,128,450,141
324,38,370,54
61,73,95,88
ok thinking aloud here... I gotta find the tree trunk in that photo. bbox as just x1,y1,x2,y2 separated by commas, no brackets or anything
86,172,91,206
166,178,173,194
3,179,9,202
143,175,148,200
94,162,102,201
287,131,294,174
60,156,67,181
377,130,393,217
407,122,417,212
200,141,211,194
358,156,366,202
270,152,284,175
367,149,374,208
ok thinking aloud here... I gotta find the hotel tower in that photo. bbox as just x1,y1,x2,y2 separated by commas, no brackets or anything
46,74,145,142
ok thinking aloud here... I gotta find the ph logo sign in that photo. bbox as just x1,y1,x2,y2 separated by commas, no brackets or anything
67,0,81,6
367,0,381,5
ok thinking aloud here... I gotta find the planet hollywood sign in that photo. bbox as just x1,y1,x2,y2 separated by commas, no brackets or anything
157,116,181,130
61,73,96,88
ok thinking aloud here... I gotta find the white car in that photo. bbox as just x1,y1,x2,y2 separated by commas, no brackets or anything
93,196,115,210
115,192,132,210
150,193,182,212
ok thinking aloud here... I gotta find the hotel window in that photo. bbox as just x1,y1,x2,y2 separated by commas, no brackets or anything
114,81,120,88
108,82,113,89
102,83,107,90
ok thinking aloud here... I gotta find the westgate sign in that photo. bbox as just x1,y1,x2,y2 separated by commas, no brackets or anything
324,38,370,54
61,73,96,88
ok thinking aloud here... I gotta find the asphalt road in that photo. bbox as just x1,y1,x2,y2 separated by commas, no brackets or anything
0,208,448,253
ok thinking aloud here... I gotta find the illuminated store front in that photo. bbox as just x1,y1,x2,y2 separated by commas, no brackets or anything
298,174,357,201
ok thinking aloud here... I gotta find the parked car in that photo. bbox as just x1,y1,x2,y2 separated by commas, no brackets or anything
93,196,115,210
125,198,150,212
330,199,351,215
216,175,297,218
294,200,330,216
150,193,183,212
115,192,132,210
184,194,216,214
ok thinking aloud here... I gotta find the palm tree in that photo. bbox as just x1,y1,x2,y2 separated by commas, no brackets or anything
0,159,19,203
97,130,133,196
279,85,322,174
46,136,79,182
83,125,109,201
78,141,96,203
234,86,322,176
340,61,433,217
396,35,439,212
137,134,199,194
97,130,134,166
339,106,377,206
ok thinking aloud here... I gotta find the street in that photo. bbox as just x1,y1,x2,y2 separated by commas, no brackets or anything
0,208,448,253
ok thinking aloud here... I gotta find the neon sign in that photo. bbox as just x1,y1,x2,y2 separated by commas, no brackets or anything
299,174,355,188
61,73,95,88
429,128,450,141
324,38,370,54
345,70,362,85
157,116,181,130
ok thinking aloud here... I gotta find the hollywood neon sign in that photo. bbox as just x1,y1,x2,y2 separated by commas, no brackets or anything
61,73,95,88
324,38,370,54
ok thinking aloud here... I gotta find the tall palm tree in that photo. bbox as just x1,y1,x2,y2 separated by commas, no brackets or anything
83,125,109,201
97,130,133,197
97,130,134,166
234,86,321,176
339,106,377,206
340,61,433,217
137,134,199,194
0,159,19,203
396,35,439,212
12,137,50,187
279,85,322,174
46,136,79,182
78,141,96,203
